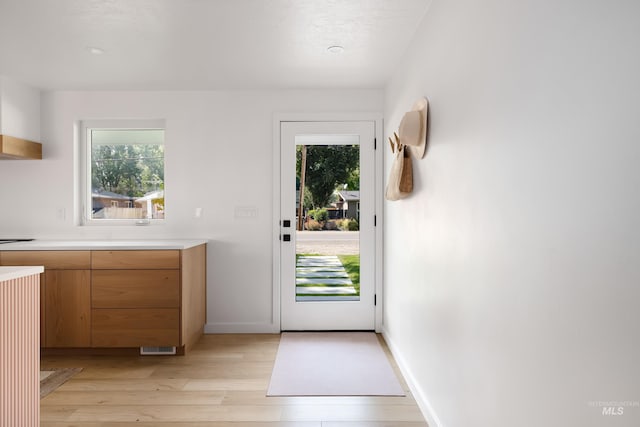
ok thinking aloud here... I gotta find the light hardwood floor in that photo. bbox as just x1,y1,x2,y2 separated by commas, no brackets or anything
41,334,427,426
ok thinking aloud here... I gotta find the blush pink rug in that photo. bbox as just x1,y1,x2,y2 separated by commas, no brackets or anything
267,332,405,396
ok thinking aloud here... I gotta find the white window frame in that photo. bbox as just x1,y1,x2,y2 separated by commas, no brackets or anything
79,119,166,226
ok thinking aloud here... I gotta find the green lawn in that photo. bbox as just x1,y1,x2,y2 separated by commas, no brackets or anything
337,254,360,294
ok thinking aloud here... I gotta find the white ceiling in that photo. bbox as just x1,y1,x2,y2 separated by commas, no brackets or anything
0,0,430,91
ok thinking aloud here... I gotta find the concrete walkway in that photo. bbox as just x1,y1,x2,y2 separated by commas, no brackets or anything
296,255,359,301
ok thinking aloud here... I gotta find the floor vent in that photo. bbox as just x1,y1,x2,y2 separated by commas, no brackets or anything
140,346,176,355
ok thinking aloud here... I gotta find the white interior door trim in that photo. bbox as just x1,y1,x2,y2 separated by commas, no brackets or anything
272,112,384,333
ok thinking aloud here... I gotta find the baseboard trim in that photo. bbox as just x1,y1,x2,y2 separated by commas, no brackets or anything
204,322,280,334
382,326,444,427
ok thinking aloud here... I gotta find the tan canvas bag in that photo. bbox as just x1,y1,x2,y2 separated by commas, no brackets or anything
385,144,413,201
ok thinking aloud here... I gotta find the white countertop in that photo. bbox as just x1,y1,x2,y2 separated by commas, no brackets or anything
0,239,208,251
0,266,45,281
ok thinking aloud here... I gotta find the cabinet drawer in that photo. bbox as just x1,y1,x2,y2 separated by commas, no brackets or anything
91,308,179,347
1,251,91,269
92,270,180,308
92,250,180,269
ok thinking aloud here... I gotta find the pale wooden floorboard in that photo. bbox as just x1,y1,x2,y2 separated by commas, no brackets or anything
41,334,428,427
41,390,226,405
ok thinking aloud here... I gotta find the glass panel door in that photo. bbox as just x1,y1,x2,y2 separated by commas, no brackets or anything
280,121,375,330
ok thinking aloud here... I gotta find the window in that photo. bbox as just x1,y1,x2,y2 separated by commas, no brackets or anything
81,120,165,224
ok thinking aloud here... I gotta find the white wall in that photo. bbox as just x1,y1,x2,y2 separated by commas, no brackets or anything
0,89,383,333
383,1,640,426
0,76,41,142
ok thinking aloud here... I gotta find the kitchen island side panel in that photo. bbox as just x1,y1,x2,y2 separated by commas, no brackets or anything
0,271,40,427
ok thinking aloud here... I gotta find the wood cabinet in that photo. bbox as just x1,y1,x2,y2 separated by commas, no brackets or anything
0,251,91,347
91,250,180,269
91,250,183,348
44,270,91,347
0,244,206,354
91,270,180,309
0,251,91,269
91,308,180,347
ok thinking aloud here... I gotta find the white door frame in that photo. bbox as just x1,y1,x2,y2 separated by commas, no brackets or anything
272,112,384,332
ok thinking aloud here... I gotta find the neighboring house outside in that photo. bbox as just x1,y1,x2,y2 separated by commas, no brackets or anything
336,191,360,221
135,190,165,219
92,190,136,218
92,189,164,219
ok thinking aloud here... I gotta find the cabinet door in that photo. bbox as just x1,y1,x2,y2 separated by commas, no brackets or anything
92,308,180,347
92,250,180,269
1,251,90,269
92,270,180,308
44,270,91,347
